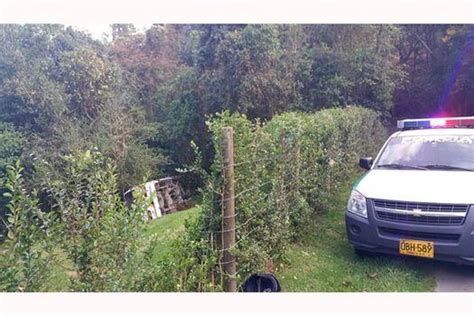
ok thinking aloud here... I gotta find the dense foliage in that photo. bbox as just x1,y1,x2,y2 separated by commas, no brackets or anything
0,25,163,193
161,107,386,291
0,24,473,291
0,24,472,194
0,122,23,227
0,151,165,291
0,162,57,291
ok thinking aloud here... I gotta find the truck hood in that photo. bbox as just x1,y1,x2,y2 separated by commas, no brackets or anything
355,169,474,204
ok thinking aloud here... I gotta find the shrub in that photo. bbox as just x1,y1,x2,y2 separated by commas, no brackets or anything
43,149,157,291
0,122,23,239
177,106,386,290
0,162,58,291
0,150,162,292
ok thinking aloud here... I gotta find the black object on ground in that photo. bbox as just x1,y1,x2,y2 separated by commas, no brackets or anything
242,273,281,292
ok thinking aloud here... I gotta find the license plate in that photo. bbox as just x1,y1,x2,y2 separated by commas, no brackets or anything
399,240,434,258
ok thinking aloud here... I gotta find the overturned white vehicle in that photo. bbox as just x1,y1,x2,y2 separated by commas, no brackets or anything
124,177,186,221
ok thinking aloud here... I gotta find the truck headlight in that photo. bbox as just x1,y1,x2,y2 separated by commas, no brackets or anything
347,189,367,218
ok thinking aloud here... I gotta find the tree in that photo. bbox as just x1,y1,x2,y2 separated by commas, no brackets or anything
195,25,309,119
0,25,164,192
0,25,102,131
1,23,473,199
394,24,474,117
301,25,403,115
56,48,116,120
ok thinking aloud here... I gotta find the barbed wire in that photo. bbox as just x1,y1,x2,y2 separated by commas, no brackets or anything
217,145,301,170
194,162,329,240
155,141,327,271
194,167,301,224
189,149,331,277
231,154,287,168
199,142,303,196
205,168,300,207
195,172,309,235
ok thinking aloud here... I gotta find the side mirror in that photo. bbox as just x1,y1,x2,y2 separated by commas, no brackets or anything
359,157,373,170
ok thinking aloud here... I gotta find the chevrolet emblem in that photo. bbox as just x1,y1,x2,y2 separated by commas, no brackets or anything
412,208,423,217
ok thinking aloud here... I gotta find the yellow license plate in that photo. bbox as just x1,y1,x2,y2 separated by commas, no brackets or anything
399,240,434,258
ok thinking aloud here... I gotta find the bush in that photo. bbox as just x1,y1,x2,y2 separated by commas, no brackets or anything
0,162,58,291
176,106,386,290
0,150,163,291
42,149,158,291
0,123,23,239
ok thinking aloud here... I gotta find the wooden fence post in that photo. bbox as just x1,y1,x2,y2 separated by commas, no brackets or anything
221,127,237,292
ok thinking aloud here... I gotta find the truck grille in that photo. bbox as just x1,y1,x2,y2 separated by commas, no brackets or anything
373,199,469,226
378,227,460,242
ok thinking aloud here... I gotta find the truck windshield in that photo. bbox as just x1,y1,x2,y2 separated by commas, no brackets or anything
376,134,474,171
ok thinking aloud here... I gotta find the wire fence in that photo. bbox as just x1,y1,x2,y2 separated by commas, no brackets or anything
174,107,386,291
199,129,319,290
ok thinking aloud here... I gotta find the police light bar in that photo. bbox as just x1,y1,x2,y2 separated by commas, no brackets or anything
397,116,474,130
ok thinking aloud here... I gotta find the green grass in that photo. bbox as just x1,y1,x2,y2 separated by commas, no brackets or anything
278,179,437,292
41,206,201,291
146,206,200,259
45,249,73,291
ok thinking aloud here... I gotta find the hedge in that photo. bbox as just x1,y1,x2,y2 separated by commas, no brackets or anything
162,106,387,291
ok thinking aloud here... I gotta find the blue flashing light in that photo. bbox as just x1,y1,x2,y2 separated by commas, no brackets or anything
397,116,474,130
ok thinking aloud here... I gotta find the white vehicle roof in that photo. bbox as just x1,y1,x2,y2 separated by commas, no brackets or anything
357,126,474,204
391,128,474,138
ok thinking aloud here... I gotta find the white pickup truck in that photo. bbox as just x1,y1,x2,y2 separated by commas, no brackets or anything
346,116,474,264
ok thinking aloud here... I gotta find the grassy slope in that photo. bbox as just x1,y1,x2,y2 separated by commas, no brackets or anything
146,206,200,259
43,207,201,291
278,177,437,292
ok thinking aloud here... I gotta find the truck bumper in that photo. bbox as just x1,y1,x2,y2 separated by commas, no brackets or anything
345,200,474,265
